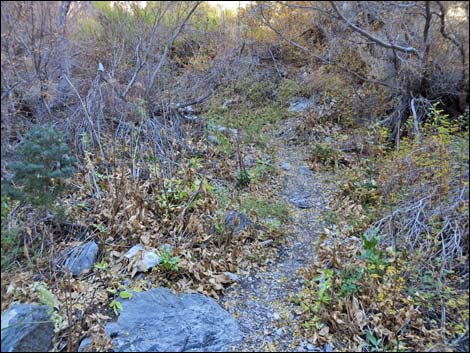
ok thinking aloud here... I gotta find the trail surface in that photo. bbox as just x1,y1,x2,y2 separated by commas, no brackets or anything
221,121,335,352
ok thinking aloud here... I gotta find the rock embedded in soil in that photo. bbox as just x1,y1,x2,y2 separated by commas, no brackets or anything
244,154,256,167
208,135,220,145
288,96,315,113
62,241,99,277
102,288,243,352
212,124,238,137
299,165,313,176
288,194,314,208
224,272,239,282
1,303,54,352
223,210,252,235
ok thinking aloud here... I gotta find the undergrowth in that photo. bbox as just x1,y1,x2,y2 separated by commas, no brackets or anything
296,104,469,351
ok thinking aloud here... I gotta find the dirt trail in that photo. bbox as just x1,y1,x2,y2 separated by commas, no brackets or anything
221,121,335,352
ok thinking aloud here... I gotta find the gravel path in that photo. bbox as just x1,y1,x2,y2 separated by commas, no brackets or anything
220,123,335,352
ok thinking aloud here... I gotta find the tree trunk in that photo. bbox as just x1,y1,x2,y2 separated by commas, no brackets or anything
53,1,72,108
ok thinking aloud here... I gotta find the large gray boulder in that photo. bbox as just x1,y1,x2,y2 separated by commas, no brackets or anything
1,303,54,352
103,288,242,352
62,241,99,277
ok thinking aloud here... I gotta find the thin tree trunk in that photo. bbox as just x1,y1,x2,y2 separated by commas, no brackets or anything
53,1,72,108
145,2,201,101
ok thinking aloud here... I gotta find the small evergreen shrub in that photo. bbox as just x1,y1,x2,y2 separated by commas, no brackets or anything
4,125,75,210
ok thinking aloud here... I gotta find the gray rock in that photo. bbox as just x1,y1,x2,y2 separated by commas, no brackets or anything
105,288,243,352
140,250,160,272
223,272,239,282
184,114,200,122
306,343,316,351
243,154,256,168
260,239,274,247
1,304,54,352
78,337,92,352
159,243,174,253
208,135,220,145
299,166,313,176
324,343,334,352
288,96,315,113
213,125,238,137
124,245,161,272
63,241,99,277
280,162,291,171
222,98,239,108
261,217,279,227
288,194,313,209
223,211,252,235
124,244,145,258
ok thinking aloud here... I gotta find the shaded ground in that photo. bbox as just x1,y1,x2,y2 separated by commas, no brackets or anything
220,120,336,352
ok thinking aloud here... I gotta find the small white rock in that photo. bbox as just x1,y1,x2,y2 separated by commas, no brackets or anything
224,272,239,282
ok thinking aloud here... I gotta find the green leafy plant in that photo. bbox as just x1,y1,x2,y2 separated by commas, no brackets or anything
313,269,333,308
310,142,342,167
31,282,63,332
108,288,133,316
236,169,250,187
339,266,364,297
159,247,180,271
360,228,386,275
110,299,124,316
249,159,274,183
119,290,133,299
365,329,383,352
94,261,109,271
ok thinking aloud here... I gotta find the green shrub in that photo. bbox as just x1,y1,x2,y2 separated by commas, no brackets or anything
159,247,180,272
236,169,250,187
277,78,305,104
4,125,75,211
310,142,342,167
233,77,276,104
248,159,275,183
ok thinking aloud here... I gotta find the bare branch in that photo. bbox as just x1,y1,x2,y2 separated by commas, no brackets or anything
329,1,419,56
145,2,201,99
410,97,422,143
258,9,396,89
122,4,170,99
436,1,467,94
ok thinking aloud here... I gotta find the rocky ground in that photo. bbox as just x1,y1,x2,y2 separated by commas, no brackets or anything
220,120,336,352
